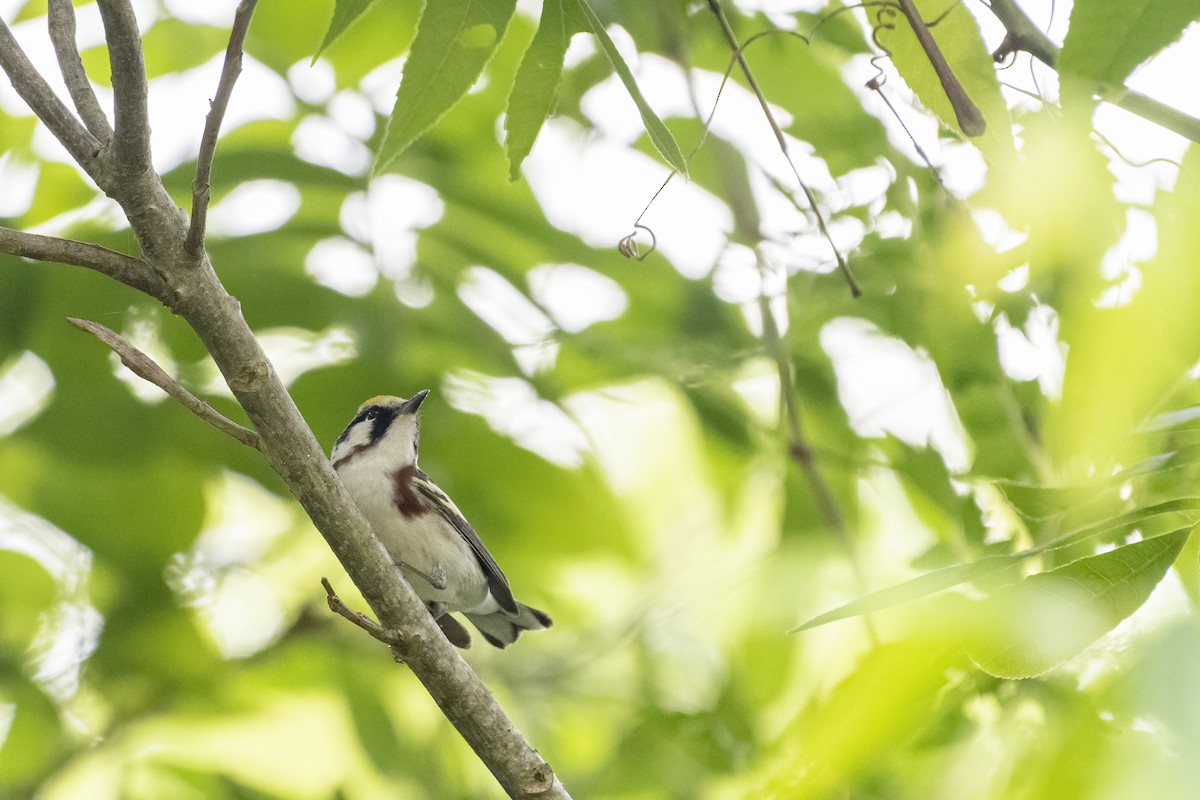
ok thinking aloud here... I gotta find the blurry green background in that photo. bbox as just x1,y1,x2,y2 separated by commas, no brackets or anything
3,0,1200,797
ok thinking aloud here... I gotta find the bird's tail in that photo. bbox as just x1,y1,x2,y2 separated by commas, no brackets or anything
465,603,552,649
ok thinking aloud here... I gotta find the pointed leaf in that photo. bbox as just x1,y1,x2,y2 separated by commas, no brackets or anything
571,0,688,176
313,0,377,61
1140,405,1200,432
377,0,519,172
968,527,1191,678
504,0,588,180
790,554,1023,633
793,497,1200,631
1060,0,1200,88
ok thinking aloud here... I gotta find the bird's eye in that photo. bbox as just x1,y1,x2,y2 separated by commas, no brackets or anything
363,409,378,421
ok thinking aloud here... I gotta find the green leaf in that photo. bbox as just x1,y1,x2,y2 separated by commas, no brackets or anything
791,554,1023,633
504,0,587,180
874,0,1015,162
376,0,519,172
1060,0,1200,87
571,0,689,176
313,0,377,61
0,551,55,651
967,527,1191,678
1140,404,1200,432
792,498,1200,631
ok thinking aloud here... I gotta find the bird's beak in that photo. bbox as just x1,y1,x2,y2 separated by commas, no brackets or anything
401,389,430,414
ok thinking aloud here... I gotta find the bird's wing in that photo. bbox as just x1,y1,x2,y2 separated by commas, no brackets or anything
413,471,518,614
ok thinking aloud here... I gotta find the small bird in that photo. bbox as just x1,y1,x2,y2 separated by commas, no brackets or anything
331,390,551,648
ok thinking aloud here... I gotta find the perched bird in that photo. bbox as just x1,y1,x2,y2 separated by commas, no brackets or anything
331,390,551,648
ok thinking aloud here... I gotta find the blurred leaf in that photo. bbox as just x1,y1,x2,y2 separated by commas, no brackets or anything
968,527,1190,679
997,481,1113,520
571,0,689,176
504,0,588,180
1140,404,1200,432
313,0,377,61
1060,0,1200,88
765,640,965,796
0,550,55,651
0,673,67,788
377,0,519,172
81,19,229,83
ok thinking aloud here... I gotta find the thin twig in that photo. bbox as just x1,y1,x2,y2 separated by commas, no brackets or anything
754,264,877,642
0,225,166,299
0,19,102,178
187,0,259,257
321,578,413,657
47,0,113,141
96,0,151,174
68,317,262,449
705,0,861,297
987,0,1200,144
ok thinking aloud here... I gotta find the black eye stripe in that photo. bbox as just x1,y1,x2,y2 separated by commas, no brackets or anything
366,406,400,443
335,404,399,447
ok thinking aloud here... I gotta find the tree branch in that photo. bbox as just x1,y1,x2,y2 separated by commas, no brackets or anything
0,17,102,178
68,317,262,449
0,225,167,299
987,0,1200,144
96,0,151,175
4,6,571,799
47,0,113,141
187,0,258,257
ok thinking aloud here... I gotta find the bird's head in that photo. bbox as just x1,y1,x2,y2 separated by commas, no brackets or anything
331,389,428,470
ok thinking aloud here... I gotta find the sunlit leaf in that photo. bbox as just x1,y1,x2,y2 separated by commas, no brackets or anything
504,0,587,180
1060,0,1200,87
874,0,1015,161
376,0,519,172
968,527,1191,678
313,0,377,61
571,0,689,176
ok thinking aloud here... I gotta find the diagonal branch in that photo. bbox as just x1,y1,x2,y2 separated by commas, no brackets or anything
47,0,113,141
896,0,985,136
69,317,262,449
987,0,1200,144
96,0,151,174
0,225,166,299
0,18,102,178
187,0,259,257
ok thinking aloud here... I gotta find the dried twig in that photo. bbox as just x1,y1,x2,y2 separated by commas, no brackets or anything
47,0,113,141
187,0,259,257
895,0,985,136
321,577,413,657
68,317,262,449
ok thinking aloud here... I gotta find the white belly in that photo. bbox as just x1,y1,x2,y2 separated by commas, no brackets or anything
336,452,489,611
